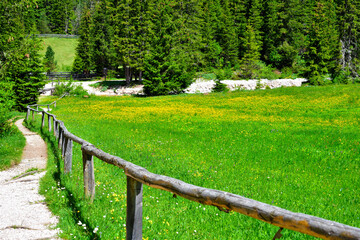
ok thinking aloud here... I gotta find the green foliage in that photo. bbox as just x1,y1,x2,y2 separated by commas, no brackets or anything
0,82,14,135
90,0,115,75
0,123,26,170
53,81,89,97
304,0,340,85
43,46,57,73
2,38,45,111
212,80,228,92
72,9,92,74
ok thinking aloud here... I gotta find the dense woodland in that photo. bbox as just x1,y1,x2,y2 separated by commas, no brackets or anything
1,0,360,119
41,0,360,93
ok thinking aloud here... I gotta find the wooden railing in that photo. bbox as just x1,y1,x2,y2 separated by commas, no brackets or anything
25,100,360,240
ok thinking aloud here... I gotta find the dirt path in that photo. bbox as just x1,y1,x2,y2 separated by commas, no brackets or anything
0,119,59,240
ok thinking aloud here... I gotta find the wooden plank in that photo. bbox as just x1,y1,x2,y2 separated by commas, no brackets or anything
82,147,95,201
126,176,143,240
64,138,73,174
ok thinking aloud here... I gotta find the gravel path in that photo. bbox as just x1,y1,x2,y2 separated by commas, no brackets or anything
0,119,59,240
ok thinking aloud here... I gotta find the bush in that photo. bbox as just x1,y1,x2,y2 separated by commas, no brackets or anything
143,58,194,96
212,80,228,93
0,82,14,135
53,81,89,97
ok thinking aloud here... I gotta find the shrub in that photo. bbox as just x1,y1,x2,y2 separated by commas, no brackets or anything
212,80,228,93
53,81,89,97
0,82,14,135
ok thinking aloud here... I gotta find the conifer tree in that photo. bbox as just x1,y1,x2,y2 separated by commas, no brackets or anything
90,0,115,75
43,46,57,73
113,0,152,84
335,0,360,79
201,0,222,68
305,0,340,85
239,23,261,78
72,9,92,74
217,0,239,66
4,38,45,110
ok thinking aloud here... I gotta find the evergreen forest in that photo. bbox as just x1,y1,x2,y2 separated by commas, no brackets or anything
1,0,360,114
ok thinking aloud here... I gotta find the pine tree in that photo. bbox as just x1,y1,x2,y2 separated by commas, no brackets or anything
335,0,360,79
43,46,57,73
305,0,340,85
217,0,239,66
72,9,92,74
4,38,45,110
143,0,195,95
113,0,153,84
90,0,115,75
239,23,261,78
201,0,222,68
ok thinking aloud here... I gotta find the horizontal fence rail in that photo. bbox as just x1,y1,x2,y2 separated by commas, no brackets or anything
26,100,360,240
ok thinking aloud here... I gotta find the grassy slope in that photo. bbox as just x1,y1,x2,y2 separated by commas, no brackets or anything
0,122,26,170
39,37,78,72
36,85,360,239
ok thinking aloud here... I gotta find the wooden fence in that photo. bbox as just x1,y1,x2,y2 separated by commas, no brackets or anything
25,99,360,240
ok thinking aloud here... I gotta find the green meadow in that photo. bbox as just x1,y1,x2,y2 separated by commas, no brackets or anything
31,85,360,239
39,37,78,72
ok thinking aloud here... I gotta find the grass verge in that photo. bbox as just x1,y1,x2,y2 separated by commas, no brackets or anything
0,113,26,170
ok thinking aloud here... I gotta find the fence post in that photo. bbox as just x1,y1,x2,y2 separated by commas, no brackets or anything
54,120,57,138
58,127,63,149
126,176,143,240
41,112,45,128
64,137,73,174
26,108,30,121
61,133,66,157
32,110,34,121
82,147,95,201
48,115,52,132
47,104,50,111
54,101,57,108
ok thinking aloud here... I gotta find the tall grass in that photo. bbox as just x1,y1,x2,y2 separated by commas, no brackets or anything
34,85,360,239
0,115,26,170
39,37,78,72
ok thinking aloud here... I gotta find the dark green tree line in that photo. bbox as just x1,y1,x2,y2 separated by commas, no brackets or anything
70,0,360,95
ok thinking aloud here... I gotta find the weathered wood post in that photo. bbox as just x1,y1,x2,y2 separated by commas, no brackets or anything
54,101,57,108
81,146,95,202
64,137,73,174
126,177,143,240
32,109,34,121
58,127,63,149
61,132,66,157
48,115,52,132
41,112,45,128
54,119,58,138
26,108,30,121
47,104,50,111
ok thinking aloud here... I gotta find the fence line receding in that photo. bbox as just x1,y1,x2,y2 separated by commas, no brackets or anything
26,98,360,240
